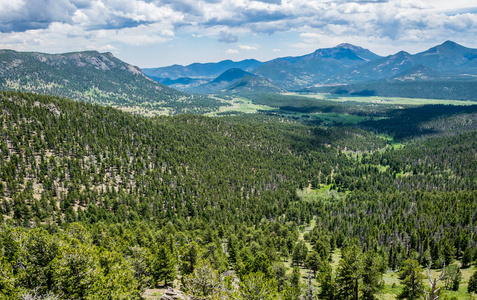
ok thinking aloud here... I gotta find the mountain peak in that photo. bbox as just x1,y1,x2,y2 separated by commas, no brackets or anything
441,40,459,47
308,43,382,65
393,51,411,57
211,68,253,83
425,40,468,54
335,43,362,50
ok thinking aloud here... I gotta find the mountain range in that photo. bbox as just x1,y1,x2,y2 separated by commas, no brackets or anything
1,41,476,109
142,59,263,80
0,49,222,114
144,41,477,99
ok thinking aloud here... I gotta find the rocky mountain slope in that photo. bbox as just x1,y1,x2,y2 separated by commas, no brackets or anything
147,41,477,99
0,50,222,114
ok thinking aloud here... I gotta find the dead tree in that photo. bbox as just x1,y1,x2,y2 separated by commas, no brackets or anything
423,263,445,300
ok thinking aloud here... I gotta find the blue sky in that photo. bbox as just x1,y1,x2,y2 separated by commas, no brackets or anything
1,0,477,68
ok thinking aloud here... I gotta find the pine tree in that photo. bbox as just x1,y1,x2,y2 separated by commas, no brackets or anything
361,251,384,300
239,272,278,300
336,245,362,300
151,246,177,287
397,259,425,300
291,266,301,292
462,247,473,268
179,242,199,276
443,265,461,291
468,270,477,294
251,252,274,278
183,262,223,299
305,251,321,278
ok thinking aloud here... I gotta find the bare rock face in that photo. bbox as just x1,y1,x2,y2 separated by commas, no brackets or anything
160,287,186,300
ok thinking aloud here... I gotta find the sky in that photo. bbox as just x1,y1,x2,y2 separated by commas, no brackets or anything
1,0,477,68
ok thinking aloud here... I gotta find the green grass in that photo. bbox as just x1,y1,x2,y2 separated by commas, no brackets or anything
296,185,348,202
379,271,401,300
286,93,477,106
206,96,274,115
376,134,405,149
206,95,371,125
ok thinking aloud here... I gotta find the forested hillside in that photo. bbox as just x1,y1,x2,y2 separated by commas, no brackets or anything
1,91,477,299
0,50,223,114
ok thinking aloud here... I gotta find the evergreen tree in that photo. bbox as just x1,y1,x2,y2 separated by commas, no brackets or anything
251,252,274,278
151,246,177,287
305,251,321,278
443,265,461,291
238,272,278,300
361,251,384,300
291,266,301,291
180,242,199,276
468,270,477,294
336,245,362,300
292,241,308,266
182,262,223,299
273,262,288,292
397,259,425,300
462,247,473,268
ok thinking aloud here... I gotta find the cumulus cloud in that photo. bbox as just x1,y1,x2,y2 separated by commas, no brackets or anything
239,44,258,50
0,0,76,32
217,30,238,43
226,49,239,54
1,0,477,63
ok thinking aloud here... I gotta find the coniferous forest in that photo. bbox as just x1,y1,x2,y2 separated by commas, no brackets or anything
1,90,477,300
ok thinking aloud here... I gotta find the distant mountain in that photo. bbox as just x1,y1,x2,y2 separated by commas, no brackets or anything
146,44,382,91
142,59,263,80
226,75,285,93
149,76,207,92
143,41,477,95
211,68,253,83
252,44,383,89
307,43,382,66
0,49,222,114
344,41,477,83
141,41,477,98
413,41,477,73
387,65,443,82
192,68,255,94
301,42,477,101
149,76,202,86
341,51,417,82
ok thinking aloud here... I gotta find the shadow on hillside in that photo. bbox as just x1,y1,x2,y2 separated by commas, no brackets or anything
359,104,477,140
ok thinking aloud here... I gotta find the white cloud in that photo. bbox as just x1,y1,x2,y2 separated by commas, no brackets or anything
1,0,477,65
239,44,258,50
226,49,239,54
218,30,238,43
430,0,477,12
96,44,117,51
0,0,24,11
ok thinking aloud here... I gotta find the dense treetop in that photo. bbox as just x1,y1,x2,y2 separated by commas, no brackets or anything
1,91,477,299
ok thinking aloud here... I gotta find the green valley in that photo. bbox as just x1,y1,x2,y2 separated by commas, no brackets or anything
1,90,477,299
